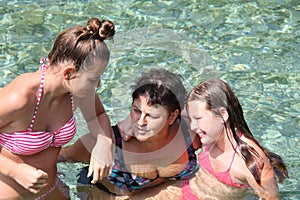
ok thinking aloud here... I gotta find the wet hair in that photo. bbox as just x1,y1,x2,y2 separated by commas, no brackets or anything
131,69,186,117
48,18,115,71
188,78,288,185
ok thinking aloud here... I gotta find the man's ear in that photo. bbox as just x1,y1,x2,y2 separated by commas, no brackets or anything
219,107,229,122
63,66,76,80
168,109,180,125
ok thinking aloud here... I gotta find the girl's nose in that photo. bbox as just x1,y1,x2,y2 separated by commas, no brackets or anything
190,120,198,132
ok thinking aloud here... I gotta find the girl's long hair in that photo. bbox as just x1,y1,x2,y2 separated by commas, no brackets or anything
188,78,288,185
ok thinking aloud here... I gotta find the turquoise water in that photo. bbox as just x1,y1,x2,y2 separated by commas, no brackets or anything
0,0,299,199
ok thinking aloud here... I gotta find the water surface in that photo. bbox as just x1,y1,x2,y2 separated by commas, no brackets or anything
0,0,299,199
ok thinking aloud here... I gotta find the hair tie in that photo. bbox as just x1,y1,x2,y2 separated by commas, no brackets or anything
86,26,93,34
39,57,49,71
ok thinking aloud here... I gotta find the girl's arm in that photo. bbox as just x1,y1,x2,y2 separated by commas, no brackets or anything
0,155,48,194
241,138,280,200
77,92,114,183
0,76,30,129
58,134,94,163
0,78,48,193
59,94,113,163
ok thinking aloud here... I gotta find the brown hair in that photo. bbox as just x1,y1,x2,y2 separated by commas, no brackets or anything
188,78,288,185
48,18,115,71
132,69,186,117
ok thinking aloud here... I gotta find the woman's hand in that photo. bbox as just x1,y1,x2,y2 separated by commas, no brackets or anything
118,116,133,141
12,163,48,194
87,134,114,183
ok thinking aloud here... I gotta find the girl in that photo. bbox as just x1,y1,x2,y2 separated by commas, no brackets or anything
0,18,115,199
184,78,288,199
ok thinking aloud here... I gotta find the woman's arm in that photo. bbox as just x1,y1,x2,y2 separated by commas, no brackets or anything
117,115,134,141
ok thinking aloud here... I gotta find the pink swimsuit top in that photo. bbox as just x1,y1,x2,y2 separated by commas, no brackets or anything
198,134,249,188
0,62,76,156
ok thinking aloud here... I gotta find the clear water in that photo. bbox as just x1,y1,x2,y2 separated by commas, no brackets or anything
0,0,299,199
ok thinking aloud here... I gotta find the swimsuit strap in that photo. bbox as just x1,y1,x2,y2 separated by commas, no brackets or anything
226,145,238,172
111,125,125,167
112,125,123,148
27,58,49,131
39,57,49,71
69,93,75,113
27,70,46,131
226,132,243,171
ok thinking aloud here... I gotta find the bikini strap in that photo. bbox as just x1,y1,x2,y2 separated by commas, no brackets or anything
112,126,122,148
227,145,238,171
27,70,46,131
28,58,48,131
39,57,49,71
227,132,243,171
69,93,75,113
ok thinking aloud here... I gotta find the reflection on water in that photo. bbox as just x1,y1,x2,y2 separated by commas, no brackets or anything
0,0,299,199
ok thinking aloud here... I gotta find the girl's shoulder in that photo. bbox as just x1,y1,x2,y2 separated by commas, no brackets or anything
7,73,39,107
0,73,39,127
237,133,274,177
240,134,268,158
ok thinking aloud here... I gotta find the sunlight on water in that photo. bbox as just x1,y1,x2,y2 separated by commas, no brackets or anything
0,0,299,199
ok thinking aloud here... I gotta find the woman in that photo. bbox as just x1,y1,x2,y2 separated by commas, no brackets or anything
59,69,201,198
0,18,115,199
183,78,288,199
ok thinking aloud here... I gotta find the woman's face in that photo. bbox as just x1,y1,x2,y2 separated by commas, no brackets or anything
130,94,171,142
187,100,224,146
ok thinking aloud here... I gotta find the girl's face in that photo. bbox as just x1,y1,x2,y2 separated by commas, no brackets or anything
70,62,106,97
187,101,224,146
130,94,171,142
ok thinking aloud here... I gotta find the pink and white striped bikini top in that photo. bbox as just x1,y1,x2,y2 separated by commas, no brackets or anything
0,58,76,155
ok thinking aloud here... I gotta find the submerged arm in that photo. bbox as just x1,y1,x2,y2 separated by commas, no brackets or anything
242,140,280,200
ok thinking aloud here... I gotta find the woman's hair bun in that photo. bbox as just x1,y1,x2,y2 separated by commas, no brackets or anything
86,18,115,41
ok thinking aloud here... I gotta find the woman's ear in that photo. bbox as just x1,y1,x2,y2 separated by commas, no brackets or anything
63,66,76,80
168,109,180,125
219,107,229,122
